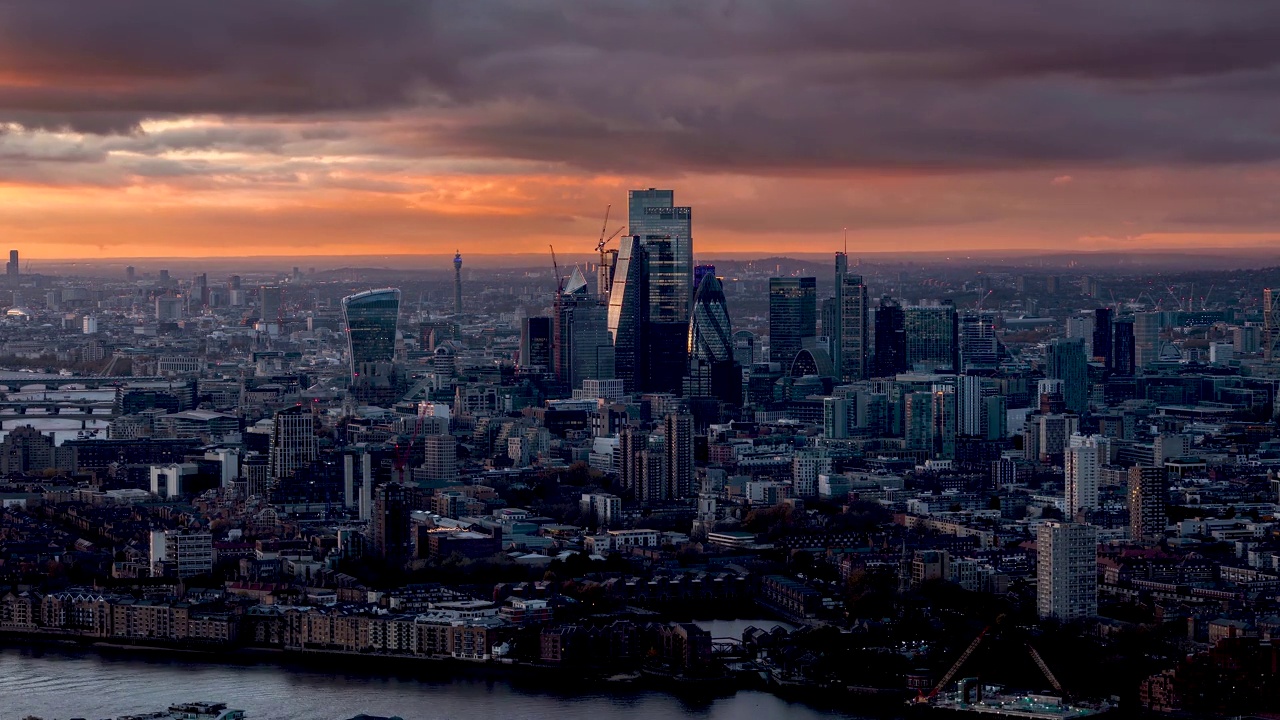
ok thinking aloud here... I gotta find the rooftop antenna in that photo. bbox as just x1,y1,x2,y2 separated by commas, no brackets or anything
843,227,848,254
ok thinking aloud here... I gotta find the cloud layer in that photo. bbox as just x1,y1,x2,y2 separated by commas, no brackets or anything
1,1,1280,256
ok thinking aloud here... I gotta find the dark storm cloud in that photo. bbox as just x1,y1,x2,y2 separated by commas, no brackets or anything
3,0,1280,171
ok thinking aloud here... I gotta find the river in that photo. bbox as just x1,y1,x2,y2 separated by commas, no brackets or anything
0,644,863,720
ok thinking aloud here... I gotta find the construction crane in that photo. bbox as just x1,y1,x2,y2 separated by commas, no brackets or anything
549,244,564,293
1025,643,1065,698
919,627,990,703
974,289,994,312
918,624,1072,705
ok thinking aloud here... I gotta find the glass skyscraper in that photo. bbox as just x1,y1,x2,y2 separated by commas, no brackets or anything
838,272,869,382
684,273,741,406
1047,338,1089,414
904,303,958,372
768,277,817,365
554,268,614,391
612,188,694,394
629,188,692,323
342,288,401,398
607,235,647,393
873,297,907,377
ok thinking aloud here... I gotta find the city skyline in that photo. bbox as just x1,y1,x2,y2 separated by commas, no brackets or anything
4,3,1280,259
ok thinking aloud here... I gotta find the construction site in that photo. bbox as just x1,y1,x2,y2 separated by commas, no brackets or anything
911,622,1116,718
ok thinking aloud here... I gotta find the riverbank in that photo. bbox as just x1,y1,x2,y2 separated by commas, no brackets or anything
0,632,914,716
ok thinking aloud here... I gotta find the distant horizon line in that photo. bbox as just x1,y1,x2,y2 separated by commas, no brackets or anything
17,246,1280,264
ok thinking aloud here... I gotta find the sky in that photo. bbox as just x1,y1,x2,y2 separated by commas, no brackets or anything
3,1,1280,260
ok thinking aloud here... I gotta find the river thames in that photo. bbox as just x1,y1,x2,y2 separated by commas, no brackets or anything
0,624,867,720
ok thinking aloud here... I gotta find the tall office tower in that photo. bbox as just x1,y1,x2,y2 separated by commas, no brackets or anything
6,250,16,277
1065,434,1103,514
1112,317,1136,376
1047,338,1089,414
1036,521,1098,621
959,313,999,371
732,330,756,368
820,297,838,351
1093,308,1114,367
260,285,283,323
159,269,171,284
421,434,457,483
126,266,136,282
630,190,693,393
554,268,615,390
520,316,553,370
1128,465,1168,544
269,405,317,479
453,251,463,314
956,374,984,437
607,235,647,393
1065,314,1095,358
1265,289,1280,361
664,413,694,499
838,273,870,382
684,274,742,406
629,188,692,321
768,277,817,365
1134,311,1163,370
371,482,412,562
642,237,689,393
341,288,401,401
832,252,848,375
904,303,958,372
873,296,907,376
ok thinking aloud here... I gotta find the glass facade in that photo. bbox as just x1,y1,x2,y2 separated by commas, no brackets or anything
629,189,692,323
342,288,401,379
838,273,869,382
873,297,907,376
904,304,958,372
685,274,740,405
768,277,817,365
607,235,647,393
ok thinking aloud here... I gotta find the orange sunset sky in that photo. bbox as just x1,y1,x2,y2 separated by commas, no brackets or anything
2,1,1280,259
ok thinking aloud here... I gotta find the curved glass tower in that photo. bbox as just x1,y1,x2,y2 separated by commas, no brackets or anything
342,288,401,400
684,274,741,406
